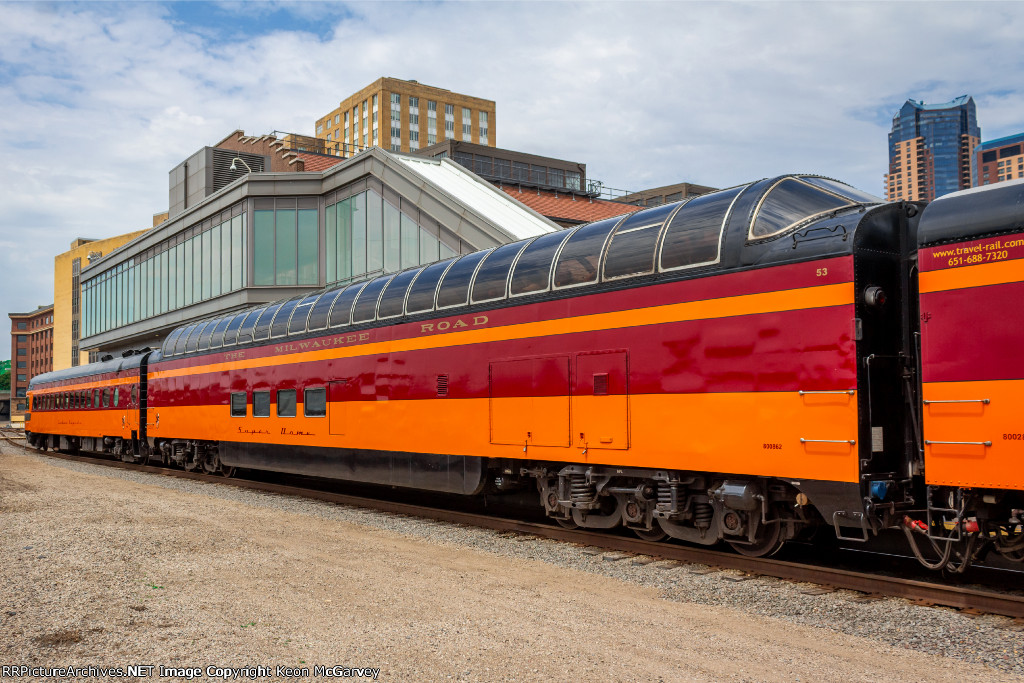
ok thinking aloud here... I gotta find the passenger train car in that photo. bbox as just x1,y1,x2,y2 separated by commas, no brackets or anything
27,174,1024,569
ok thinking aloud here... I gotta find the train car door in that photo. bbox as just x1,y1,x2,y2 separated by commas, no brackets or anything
125,381,140,443
572,350,629,451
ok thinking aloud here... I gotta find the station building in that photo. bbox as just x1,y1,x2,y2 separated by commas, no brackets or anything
77,143,560,358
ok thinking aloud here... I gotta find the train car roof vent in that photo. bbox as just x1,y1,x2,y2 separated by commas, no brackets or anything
100,354,114,362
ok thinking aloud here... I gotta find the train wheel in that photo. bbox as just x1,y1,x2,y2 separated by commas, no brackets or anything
221,466,236,478
632,527,668,542
727,520,784,558
555,517,578,529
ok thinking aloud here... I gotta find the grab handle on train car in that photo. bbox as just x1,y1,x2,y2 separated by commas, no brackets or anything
799,390,855,396
924,440,992,447
922,399,990,404
800,438,856,445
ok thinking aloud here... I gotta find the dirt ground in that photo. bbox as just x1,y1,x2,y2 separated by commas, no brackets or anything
0,446,1016,682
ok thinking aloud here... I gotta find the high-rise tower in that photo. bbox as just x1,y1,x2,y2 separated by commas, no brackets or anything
884,96,979,202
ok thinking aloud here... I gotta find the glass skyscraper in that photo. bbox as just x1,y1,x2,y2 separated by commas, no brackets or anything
884,96,980,202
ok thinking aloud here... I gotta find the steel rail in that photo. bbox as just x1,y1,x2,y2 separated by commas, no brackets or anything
5,433,1024,620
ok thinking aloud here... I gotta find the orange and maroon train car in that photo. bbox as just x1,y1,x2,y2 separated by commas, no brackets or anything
26,351,146,456
26,174,1024,568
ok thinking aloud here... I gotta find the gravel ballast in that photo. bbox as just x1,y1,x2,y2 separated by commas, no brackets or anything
1,444,1022,682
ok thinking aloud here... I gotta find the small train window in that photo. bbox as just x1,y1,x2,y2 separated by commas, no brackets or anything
405,258,456,314
230,392,246,417
553,216,624,289
352,275,393,323
113,388,120,408
237,307,266,345
603,203,680,281
102,388,110,409
131,385,138,405
162,327,185,356
277,389,296,417
287,292,323,335
659,186,743,271
304,388,326,417
436,250,491,309
173,323,198,355
221,312,249,347
185,321,212,354
93,389,100,408
253,302,284,341
253,391,270,417
510,230,574,296
209,316,233,350
377,268,423,319
749,177,853,240
328,281,369,328
197,321,217,351
271,297,304,338
471,240,530,304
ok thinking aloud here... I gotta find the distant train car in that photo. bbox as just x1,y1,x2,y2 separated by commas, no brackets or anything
26,351,147,456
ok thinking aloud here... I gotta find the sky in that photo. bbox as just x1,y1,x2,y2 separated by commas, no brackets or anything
2,0,1024,362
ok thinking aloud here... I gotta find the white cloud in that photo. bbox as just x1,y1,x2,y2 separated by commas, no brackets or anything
1,0,1023,361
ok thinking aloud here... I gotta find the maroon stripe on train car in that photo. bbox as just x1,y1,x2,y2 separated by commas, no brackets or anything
147,303,856,408
920,279,1024,383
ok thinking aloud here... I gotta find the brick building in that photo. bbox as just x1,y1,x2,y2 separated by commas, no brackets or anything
9,304,54,421
315,78,495,156
974,132,1024,187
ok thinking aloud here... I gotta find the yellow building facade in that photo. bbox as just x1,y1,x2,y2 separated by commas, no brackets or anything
53,232,148,370
315,78,495,156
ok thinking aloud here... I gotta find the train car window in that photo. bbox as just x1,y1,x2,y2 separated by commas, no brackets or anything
197,320,218,351
253,391,270,417
471,240,531,304
230,392,246,417
271,296,304,338
304,388,326,417
510,230,575,296
328,281,369,328
131,385,138,405
237,307,267,345
185,320,212,354
405,258,456,314
377,268,422,319
102,388,110,408
603,203,681,281
352,275,394,323
173,323,199,355
553,216,625,289
287,292,323,335
801,176,882,205
221,312,249,347
436,250,491,309
113,388,120,407
253,302,284,341
93,389,100,408
749,177,853,240
162,327,185,356
660,186,744,271
306,286,346,332
277,389,297,417
209,316,233,350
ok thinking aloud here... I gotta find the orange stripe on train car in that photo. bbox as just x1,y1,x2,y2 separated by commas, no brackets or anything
919,258,1024,294
151,281,855,381
147,389,859,483
922,378,1024,490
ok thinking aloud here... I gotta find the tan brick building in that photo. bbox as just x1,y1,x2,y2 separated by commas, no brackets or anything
975,133,1024,187
53,233,148,370
315,78,495,156
9,304,53,421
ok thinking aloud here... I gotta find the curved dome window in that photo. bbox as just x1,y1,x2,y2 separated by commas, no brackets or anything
749,177,855,240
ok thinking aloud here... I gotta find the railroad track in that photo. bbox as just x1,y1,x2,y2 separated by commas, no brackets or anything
4,428,1024,621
